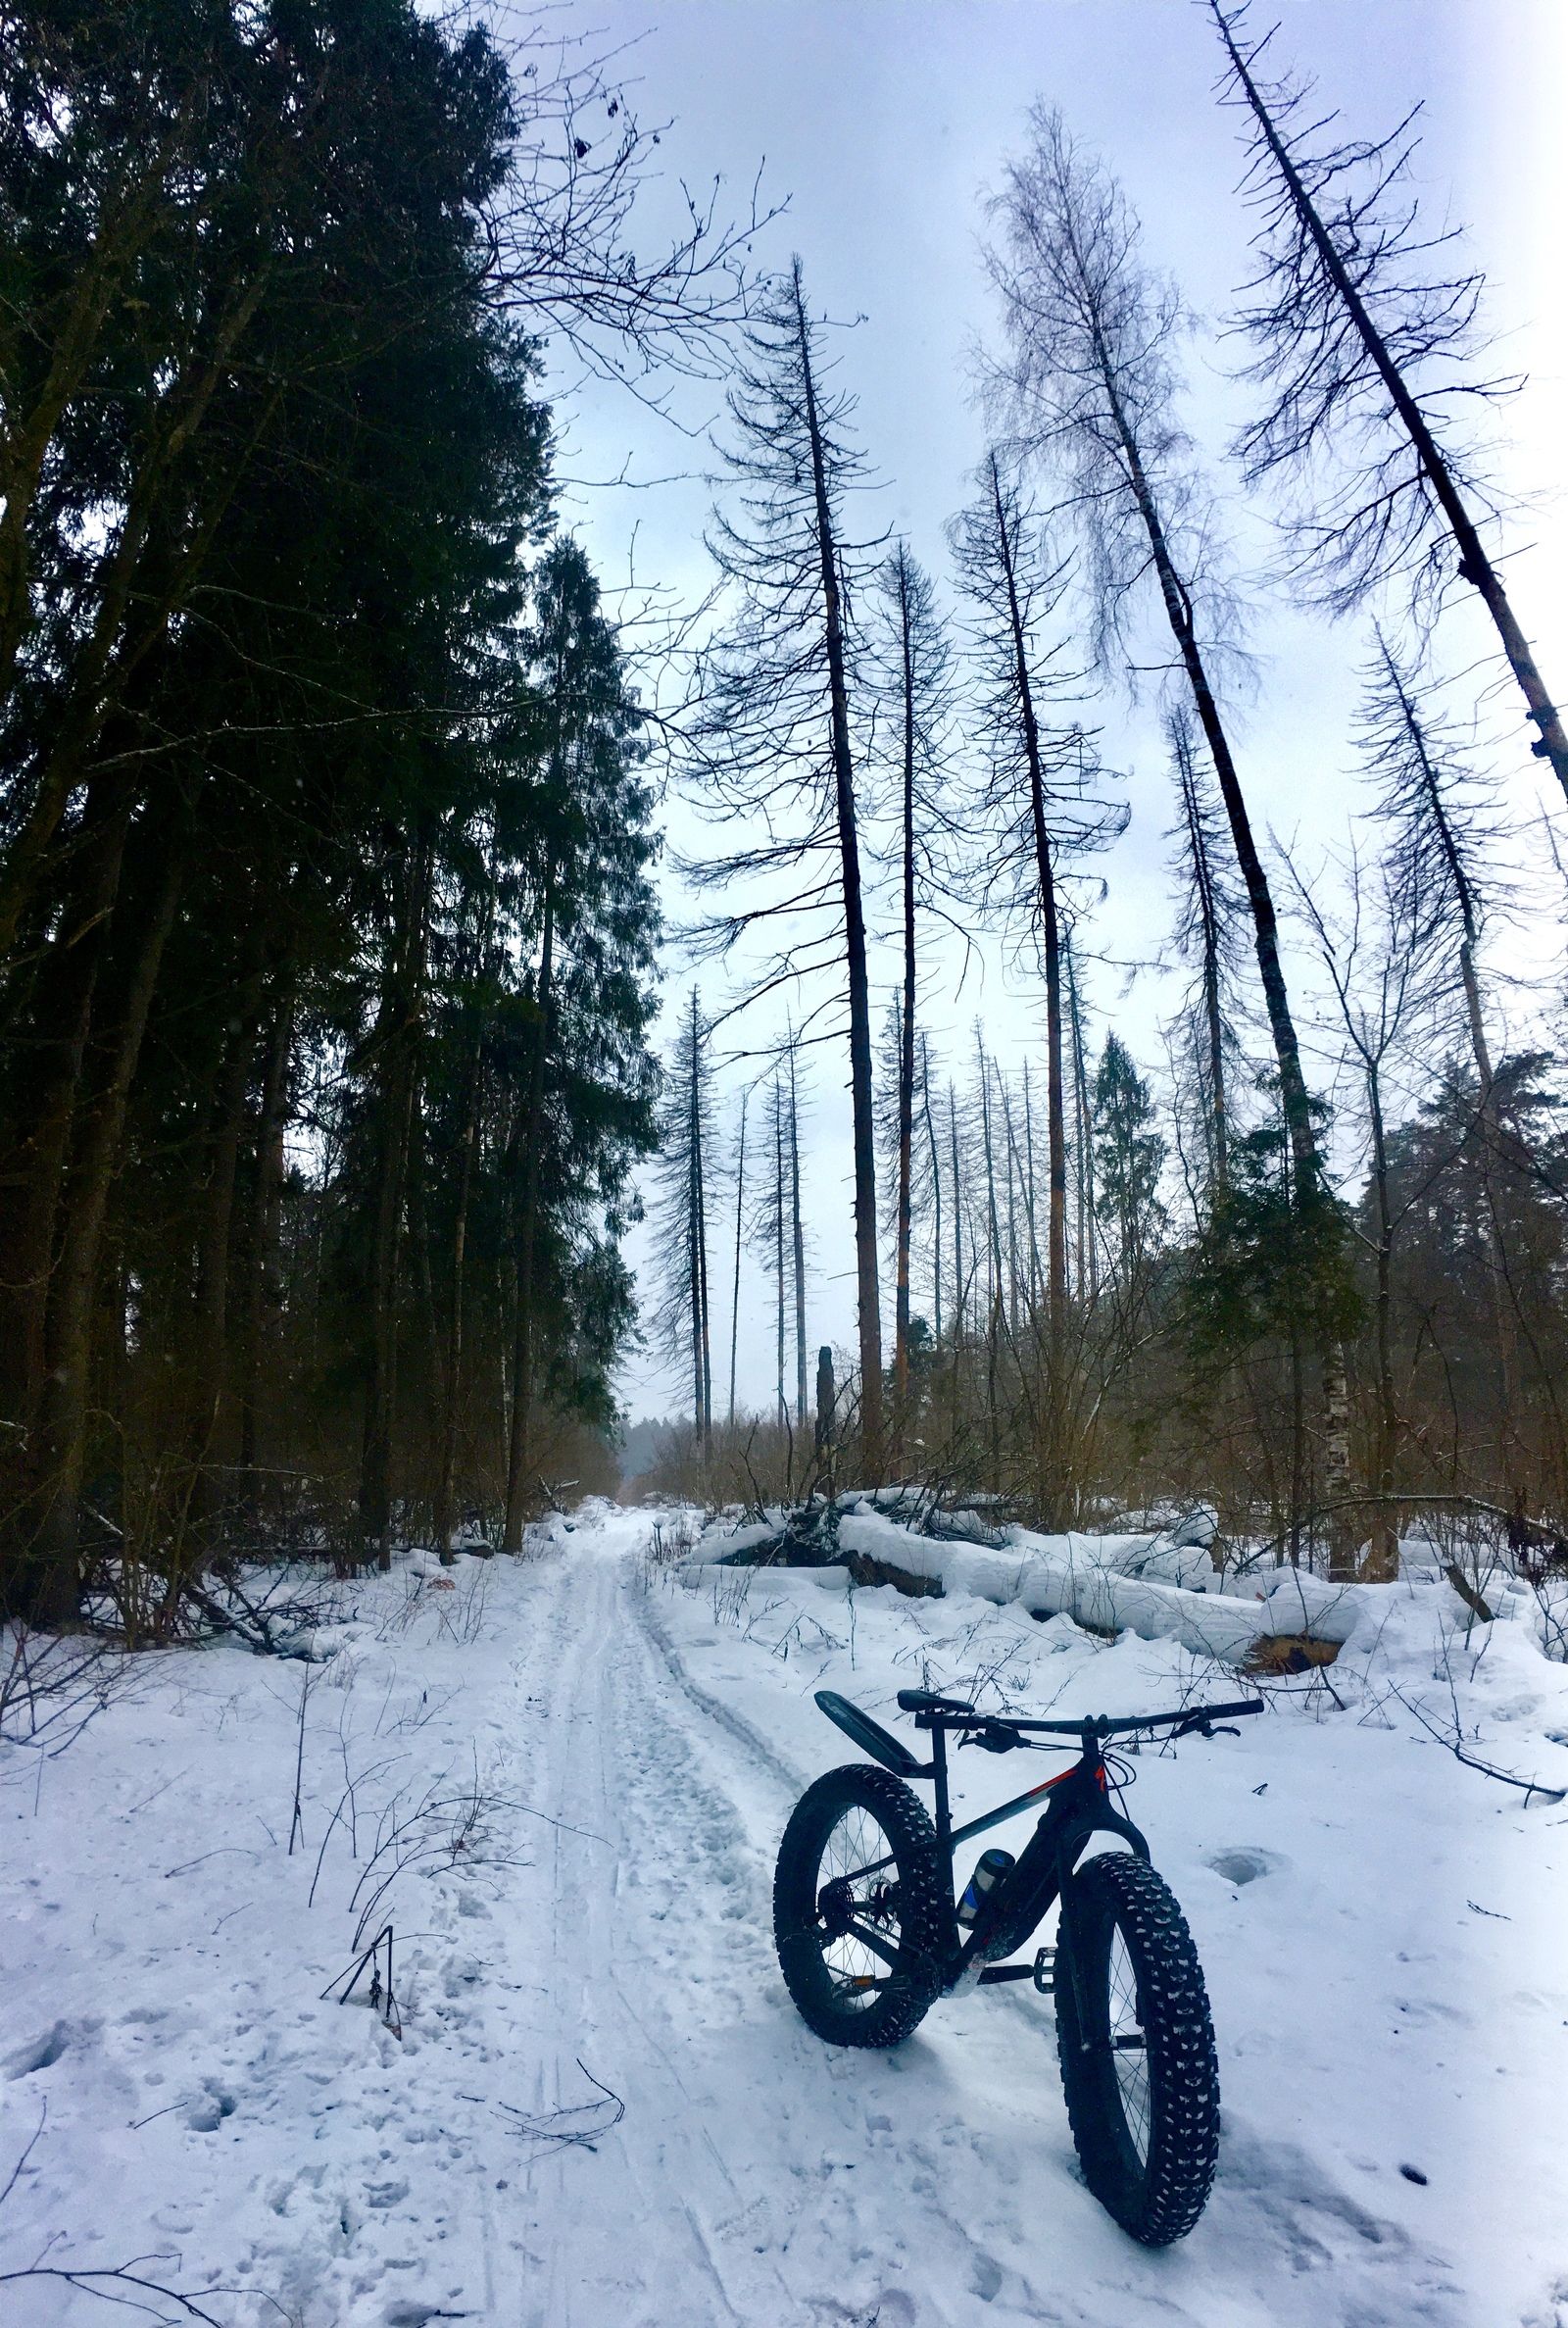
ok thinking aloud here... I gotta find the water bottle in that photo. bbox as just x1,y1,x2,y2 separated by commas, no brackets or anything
956,1847,1015,1927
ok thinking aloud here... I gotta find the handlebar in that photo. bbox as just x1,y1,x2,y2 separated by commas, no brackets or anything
896,1689,1265,1740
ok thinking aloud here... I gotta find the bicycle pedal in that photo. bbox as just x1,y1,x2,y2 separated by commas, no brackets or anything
1033,1947,1055,1995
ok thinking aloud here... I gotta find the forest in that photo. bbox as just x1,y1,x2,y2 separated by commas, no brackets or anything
2,0,1565,1644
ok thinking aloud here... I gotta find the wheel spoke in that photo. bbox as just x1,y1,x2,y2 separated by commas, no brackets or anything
813,1806,904,2009
1106,1923,1152,2167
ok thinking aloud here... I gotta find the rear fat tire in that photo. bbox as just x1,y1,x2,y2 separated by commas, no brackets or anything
1055,1853,1221,2245
773,1764,948,2050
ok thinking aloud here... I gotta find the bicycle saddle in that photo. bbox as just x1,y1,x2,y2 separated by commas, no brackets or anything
896,1688,977,1717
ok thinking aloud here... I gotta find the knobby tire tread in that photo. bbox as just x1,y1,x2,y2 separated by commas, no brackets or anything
773,1763,947,2050
1056,1853,1220,2245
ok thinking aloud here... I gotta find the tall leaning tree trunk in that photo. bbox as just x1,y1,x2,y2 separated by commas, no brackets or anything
989,458,1068,1327
1092,362,1316,1194
504,879,555,1554
792,269,883,1477
29,845,186,1620
1212,5,1568,807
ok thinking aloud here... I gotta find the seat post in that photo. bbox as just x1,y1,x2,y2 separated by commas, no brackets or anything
930,1721,953,1870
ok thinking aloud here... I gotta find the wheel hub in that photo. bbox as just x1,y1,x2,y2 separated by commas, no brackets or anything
817,1876,856,1939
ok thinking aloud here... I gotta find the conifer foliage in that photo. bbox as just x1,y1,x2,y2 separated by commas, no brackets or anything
0,2,662,1617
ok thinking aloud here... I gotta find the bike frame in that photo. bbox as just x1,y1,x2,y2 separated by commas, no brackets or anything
818,1692,1262,1997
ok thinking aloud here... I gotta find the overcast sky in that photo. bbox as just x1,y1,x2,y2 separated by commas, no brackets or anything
502,0,1568,1425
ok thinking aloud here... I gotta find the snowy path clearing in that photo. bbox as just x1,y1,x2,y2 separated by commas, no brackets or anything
6,1508,1568,2327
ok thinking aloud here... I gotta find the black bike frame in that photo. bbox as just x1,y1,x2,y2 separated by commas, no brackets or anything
828,1696,1262,1996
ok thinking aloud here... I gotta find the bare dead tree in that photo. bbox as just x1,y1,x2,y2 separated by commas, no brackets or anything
918,1030,945,1348
483,25,780,392
982,108,1319,1200
1064,926,1099,1305
727,1088,747,1426
869,542,955,1429
788,1025,808,1425
683,258,885,1475
1353,622,1520,1474
1166,706,1247,1200
1356,625,1502,1097
1207,2,1568,801
1284,838,1445,1573
949,450,1124,1336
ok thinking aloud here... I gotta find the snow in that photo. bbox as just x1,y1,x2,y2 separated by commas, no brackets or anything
693,1500,1568,1668
6,1505,1568,2328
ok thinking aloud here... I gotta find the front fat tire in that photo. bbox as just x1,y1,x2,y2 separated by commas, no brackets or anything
1055,1853,1221,2246
773,1764,947,2050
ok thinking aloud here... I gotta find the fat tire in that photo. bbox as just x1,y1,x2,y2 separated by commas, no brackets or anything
773,1763,947,2050
1055,1853,1220,2245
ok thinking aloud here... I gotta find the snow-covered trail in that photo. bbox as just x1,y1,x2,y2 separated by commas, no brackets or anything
6,1511,1568,2328
493,1529,1046,2327
478,1533,1481,2328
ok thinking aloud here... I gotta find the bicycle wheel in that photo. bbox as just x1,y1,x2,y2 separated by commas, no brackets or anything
773,1764,948,2050
1055,1852,1221,2245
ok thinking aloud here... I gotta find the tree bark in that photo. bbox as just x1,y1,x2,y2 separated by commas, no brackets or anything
434,1037,483,1561
988,457,1069,1325
774,1088,786,1430
504,880,554,1553
28,845,187,1620
728,1091,746,1429
694,1033,713,1448
789,1050,807,1427
240,976,295,1493
186,982,265,1512
894,561,918,1428
921,1038,943,1348
790,264,882,1477
949,1090,964,1346
1364,1064,1400,1580
1173,721,1229,1194
361,843,430,1569
1066,937,1098,1305
8,782,132,1431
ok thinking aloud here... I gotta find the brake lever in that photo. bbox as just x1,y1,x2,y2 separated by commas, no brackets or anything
1175,1714,1240,1741
962,1720,1019,1755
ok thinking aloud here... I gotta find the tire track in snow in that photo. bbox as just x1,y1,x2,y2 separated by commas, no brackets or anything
484,1540,1065,2328
487,1544,787,2324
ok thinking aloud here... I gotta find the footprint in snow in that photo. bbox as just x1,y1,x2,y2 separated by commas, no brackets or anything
1207,1846,1290,1886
